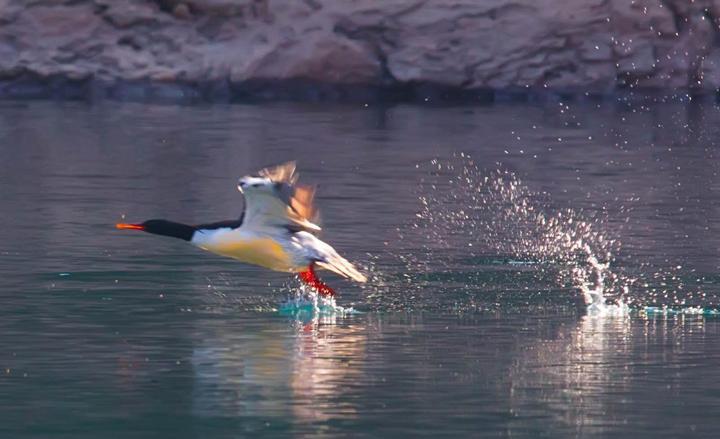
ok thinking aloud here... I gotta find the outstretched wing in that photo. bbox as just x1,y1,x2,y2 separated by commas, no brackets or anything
240,161,322,233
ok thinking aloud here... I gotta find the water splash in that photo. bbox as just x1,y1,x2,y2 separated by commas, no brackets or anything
397,155,631,314
641,306,720,316
393,156,720,315
200,273,356,316
573,245,631,315
278,283,357,320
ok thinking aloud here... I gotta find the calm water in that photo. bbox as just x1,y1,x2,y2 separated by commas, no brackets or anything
2,100,720,437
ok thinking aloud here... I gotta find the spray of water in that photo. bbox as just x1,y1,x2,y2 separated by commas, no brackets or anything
201,273,354,317
390,156,632,314
278,280,357,318
391,156,720,315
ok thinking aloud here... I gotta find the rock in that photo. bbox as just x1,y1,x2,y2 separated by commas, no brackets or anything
184,0,258,16
243,33,381,83
617,44,656,77
701,48,720,90
14,4,102,46
103,1,162,28
579,40,613,62
173,3,192,20
0,0,719,101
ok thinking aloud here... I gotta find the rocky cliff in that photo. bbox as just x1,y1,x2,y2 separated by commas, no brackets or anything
1,0,719,101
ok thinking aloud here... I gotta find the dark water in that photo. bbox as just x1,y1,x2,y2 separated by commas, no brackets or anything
2,100,720,437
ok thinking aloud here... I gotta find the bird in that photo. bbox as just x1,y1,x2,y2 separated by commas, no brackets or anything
116,161,367,297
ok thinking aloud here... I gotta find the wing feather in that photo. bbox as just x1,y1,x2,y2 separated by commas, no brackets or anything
290,185,317,223
259,161,298,185
241,162,321,233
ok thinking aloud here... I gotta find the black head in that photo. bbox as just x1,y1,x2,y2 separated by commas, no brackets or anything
117,219,196,241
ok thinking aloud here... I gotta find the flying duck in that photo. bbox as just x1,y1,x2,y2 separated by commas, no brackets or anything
116,161,367,296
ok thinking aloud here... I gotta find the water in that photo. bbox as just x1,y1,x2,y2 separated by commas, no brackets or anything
2,100,720,437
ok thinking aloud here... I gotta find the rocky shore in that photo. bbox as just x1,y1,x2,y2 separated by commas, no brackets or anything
2,0,720,102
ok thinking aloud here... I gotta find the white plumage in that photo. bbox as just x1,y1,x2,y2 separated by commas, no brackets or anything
191,162,367,283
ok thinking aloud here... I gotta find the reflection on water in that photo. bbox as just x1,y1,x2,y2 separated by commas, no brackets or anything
289,316,367,423
185,312,720,437
191,313,369,430
510,314,632,436
509,313,719,437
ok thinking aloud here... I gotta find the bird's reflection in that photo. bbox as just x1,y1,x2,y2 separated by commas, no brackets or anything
190,313,368,425
289,315,367,422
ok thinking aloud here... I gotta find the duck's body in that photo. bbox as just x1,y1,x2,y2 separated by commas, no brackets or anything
117,162,366,296
195,228,296,271
191,227,341,274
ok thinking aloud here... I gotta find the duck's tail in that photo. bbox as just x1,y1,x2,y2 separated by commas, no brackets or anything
295,232,368,283
316,255,367,283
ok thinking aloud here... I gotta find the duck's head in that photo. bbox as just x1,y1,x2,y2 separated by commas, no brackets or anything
237,175,279,194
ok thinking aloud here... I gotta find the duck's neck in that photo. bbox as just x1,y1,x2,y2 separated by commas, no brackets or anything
142,220,197,241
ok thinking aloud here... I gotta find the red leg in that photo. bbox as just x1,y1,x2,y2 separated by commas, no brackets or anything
298,264,336,297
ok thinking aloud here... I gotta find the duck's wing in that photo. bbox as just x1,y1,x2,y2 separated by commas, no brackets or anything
258,160,299,185
241,161,322,233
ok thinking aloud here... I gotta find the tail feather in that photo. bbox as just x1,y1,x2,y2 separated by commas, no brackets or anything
316,256,367,283
295,231,367,283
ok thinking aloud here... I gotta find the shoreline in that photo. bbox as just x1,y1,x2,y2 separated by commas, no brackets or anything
1,76,717,105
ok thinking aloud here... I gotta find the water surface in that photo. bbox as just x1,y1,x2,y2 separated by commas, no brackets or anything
1,100,720,437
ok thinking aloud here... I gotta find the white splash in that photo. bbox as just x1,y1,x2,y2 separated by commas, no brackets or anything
279,285,356,319
408,156,631,314
641,306,718,316
571,243,630,315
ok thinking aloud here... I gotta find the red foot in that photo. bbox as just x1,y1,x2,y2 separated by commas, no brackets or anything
298,264,336,297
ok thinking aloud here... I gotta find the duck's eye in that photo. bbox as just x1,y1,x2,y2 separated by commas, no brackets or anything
252,183,262,188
